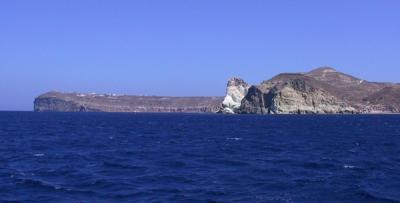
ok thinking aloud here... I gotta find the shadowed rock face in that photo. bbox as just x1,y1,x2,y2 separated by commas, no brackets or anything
240,86,268,114
34,92,223,113
222,67,400,114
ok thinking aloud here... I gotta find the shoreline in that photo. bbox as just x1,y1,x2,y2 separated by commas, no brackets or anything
1,111,400,115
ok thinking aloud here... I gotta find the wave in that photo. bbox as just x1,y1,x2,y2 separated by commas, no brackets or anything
359,190,400,203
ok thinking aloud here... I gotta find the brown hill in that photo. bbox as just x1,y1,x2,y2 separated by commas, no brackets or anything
222,67,400,114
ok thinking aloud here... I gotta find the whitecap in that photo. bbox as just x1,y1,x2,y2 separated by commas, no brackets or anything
343,164,355,169
227,137,242,141
34,153,45,157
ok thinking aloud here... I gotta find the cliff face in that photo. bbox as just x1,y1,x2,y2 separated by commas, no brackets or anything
220,78,250,113
261,78,355,114
223,67,400,114
34,92,223,113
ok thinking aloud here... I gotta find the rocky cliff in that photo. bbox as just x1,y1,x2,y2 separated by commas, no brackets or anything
223,67,400,114
220,78,250,113
34,92,223,113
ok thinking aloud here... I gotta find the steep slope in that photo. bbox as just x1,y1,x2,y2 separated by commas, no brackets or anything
306,67,390,102
306,67,398,112
362,86,400,113
34,91,223,113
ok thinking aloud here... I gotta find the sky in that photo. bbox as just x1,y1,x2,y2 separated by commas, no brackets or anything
1,0,399,110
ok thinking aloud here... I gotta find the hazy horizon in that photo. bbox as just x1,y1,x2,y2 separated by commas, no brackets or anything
1,0,400,110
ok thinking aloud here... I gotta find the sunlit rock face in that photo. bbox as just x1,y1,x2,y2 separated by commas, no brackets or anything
261,78,356,114
220,78,250,113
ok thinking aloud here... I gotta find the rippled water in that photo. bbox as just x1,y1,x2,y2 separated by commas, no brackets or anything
0,112,400,202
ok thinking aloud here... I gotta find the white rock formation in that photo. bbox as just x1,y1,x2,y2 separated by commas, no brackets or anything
221,78,250,113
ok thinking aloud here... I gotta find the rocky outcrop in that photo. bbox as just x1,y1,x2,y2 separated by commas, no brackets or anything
34,92,223,113
220,78,250,113
223,67,400,114
261,78,355,114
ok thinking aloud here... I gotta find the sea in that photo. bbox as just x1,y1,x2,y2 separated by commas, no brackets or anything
0,112,399,203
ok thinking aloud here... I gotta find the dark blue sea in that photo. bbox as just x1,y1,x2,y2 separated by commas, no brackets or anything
0,112,399,203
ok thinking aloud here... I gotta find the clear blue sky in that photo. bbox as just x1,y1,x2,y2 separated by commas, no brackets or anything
1,0,399,110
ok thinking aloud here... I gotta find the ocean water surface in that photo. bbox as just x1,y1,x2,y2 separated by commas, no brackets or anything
0,112,399,202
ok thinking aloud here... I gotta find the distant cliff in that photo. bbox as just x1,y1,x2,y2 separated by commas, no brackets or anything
221,67,400,114
34,92,223,113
